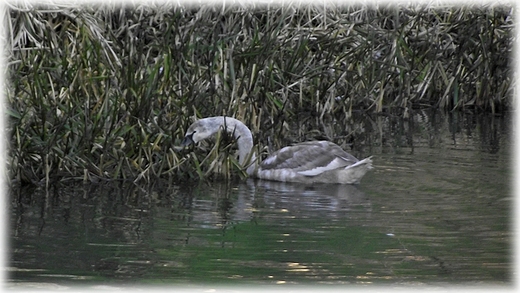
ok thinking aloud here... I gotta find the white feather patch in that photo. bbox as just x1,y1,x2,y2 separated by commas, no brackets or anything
296,157,346,176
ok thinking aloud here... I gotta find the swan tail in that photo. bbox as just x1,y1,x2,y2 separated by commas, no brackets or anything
345,156,373,170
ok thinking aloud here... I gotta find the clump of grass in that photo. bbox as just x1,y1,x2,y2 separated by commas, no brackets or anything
4,2,514,185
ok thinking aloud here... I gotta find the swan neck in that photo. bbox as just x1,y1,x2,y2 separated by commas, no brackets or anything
219,117,254,168
246,151,257,176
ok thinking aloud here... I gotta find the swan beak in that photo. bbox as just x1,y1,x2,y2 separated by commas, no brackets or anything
181,135,194,146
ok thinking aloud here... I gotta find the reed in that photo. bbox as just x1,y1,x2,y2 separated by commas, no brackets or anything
5,2,514,184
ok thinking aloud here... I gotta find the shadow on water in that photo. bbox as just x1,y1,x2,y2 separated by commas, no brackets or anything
7,110,512,288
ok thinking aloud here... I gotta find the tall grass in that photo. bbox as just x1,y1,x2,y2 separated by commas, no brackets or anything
4,2,514,184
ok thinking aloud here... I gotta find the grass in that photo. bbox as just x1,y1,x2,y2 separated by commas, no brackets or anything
4,2,514,185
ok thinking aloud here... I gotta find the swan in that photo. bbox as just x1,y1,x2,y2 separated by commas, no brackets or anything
181,116,373,184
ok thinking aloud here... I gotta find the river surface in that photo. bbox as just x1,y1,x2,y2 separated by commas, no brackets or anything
6,111,513,289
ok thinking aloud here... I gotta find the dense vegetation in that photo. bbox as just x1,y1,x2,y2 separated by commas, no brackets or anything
5,2,514,184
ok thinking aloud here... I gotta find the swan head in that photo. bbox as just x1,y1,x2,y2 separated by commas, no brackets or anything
180,132,195,146
180,117,256,174
181,119,218,146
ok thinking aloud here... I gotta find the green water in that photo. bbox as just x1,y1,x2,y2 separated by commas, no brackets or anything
7,111,512,288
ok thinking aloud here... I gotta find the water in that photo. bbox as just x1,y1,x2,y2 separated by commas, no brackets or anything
6,111,512,289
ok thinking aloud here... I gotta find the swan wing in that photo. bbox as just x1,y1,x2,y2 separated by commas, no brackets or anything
260,141,359,176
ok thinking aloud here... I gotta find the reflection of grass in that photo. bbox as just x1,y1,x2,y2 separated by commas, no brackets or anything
10,227,143,284
146,222,289,283
87,213,511,284
143,219,417,284
6,3,513,184
396,227,510,282
10,178,510,285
